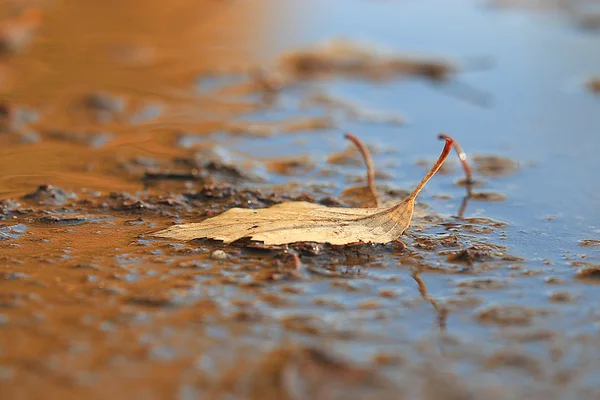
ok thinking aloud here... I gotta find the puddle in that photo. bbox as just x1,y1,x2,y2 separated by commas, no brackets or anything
1,0,600,398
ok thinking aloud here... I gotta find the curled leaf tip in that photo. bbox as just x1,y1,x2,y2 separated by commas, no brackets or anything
437,133,453,145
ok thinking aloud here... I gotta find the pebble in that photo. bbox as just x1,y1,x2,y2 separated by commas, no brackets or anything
211,250,228,260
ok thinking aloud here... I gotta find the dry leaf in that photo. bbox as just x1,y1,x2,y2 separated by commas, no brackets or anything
153,136,454,246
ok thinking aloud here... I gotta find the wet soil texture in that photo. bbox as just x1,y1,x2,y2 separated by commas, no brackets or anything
1,0,600,399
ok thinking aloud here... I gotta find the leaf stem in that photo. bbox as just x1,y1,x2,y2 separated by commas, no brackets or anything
407,135,454,201
345,132,379,207
437,133,473,184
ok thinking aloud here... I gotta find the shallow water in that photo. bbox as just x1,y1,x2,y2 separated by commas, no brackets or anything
1,0,600,399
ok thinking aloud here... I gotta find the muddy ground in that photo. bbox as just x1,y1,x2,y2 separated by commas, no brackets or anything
1,0,600,399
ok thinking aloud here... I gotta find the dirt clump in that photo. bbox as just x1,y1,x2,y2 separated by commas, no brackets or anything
22,184,76,206
575,265,600,281
472,155,519,177
445,243,519,265
475,304,549,326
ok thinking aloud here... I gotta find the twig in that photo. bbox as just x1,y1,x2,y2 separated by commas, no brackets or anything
412,270,447,333
344,132,380,207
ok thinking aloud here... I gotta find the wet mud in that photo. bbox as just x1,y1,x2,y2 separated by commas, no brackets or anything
1,0,600,399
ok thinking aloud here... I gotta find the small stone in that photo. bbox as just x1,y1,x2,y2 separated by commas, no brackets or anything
211,250,228,260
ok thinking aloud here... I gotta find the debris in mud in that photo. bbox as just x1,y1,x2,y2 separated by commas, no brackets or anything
143,157,261,185
191,147,264,182
185,183,317,212
462,217,509,228
575,265,600,281
127,292,182,308
38,214,89,226
153,135,454,246
108,192,156,213
0,224,26,241
475,304,549,326
579,239,600,247
114,156,161,179
278,39,462,83
482,350,542,378
456,277,509,290
544,276,564,285
445,243,520,265
547,290,576,303
0,199,22,220
270,39,491,105
282,316,328,336
470,191,507,202
307,260,366,279
140,144,264,185
412,234,460,250
327,144,364,167
456,224,494,235
265,155,314,176
473,155,519,177
187,182,236,201
23,184,76,206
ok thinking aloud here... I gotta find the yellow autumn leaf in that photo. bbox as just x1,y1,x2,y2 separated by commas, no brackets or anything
153,135,454,246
